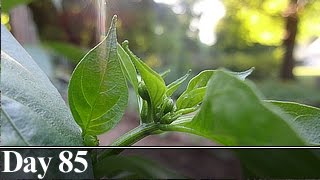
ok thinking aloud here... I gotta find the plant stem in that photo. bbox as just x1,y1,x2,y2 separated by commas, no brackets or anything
146,100,153,123
97,123,159,160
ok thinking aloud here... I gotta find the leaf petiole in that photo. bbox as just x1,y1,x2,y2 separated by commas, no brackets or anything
98,123,160,159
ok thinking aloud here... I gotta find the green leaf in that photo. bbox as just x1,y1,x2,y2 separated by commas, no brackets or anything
0,24,83,146
166,69,191,96
229,67,255,80
176,70,213,110
165,70,305,145
117,43,139,94
117,43,142,112
122,41,167,108
68,16,128,136
176,87,206,110
176,68,254,110
160,69,171,79
94,155,183,179
269,100,320,145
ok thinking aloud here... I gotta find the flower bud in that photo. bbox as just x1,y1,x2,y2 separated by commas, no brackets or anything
163,98,174,114
138,81,150,101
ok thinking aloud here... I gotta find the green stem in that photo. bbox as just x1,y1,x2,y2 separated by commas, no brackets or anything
97,123,159,160
146,100,153,123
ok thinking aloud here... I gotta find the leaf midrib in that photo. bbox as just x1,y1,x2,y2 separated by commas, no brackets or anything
81,37,116,133
2,106,31,146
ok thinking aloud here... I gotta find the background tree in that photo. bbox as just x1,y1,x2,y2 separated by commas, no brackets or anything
216,0,320,80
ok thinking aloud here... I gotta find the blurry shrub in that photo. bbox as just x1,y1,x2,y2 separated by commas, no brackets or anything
256,78,320,107
214,49,281,79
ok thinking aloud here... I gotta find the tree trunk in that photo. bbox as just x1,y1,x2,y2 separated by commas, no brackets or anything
280,0,298,80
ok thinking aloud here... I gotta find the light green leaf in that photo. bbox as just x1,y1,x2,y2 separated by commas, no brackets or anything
176,87,206,110
176,70,213,110
165,70,305,145
269,100,320,145
1,24,83,146
117,43,139,93
229,67,255,80
94,155,183,179
176,68,254,110
166,69,191,97
160,69,171,79
117,43,142,113
68,16,128,136
122,41,166,108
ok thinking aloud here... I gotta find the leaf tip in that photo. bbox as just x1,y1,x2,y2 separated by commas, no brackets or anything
122,40,129,48
109,15,118,32
111,14,118,23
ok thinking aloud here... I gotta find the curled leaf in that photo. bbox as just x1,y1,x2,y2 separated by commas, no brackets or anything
122,40,167,109
166,69,191,96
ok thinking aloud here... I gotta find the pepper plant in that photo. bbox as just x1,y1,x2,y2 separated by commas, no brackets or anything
1,15,320,178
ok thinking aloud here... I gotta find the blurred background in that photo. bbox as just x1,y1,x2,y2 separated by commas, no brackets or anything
2,0,320,147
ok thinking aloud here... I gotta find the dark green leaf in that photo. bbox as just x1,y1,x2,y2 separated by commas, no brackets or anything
269,100,320,145
94,155,183,179
122,41,167,108
68,16,128,136
1,25,83,146
166,69,191,96
165,70,305,145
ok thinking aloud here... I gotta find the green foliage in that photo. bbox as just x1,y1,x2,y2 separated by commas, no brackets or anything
270,101,320,145
117,43,139,94
166,69,191,97
1,25,83,146
68,16,128,139
83,134,99,146
122,40,167,109
166,70,305,145
2,11,320,179
176,70,213,110
257,78,320,106
218,0,320,45
229,67,255,80
214,49,281,79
